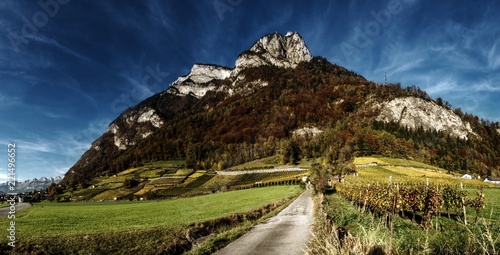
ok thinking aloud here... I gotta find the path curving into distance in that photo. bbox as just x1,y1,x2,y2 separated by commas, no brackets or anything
0,202,31,217
214,189,313,255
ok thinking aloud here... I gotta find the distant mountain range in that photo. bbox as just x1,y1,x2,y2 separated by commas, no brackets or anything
0,176,62,194
61,32,500,188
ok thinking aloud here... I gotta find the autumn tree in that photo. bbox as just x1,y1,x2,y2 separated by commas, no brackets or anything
280,140,301,164
47,183,63,202
185,143,197,169
309,163,329,194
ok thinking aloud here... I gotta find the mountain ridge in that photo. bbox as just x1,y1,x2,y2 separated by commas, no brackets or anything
0,176,62,194
167,32,312,98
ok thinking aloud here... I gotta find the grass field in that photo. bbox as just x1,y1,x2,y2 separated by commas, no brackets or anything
466,187,500,222
2,186,301,238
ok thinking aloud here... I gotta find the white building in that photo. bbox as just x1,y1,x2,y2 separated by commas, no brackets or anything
484,176,500,185
461,174,473,180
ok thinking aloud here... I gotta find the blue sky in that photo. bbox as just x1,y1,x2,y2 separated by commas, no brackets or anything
1,0,499,182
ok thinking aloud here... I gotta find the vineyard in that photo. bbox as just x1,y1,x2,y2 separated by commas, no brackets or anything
336,182,485,229
226,171,307,186
310,157,499,254
62,157,310,200
337,157,491,229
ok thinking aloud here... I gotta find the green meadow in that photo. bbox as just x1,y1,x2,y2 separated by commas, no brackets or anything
0,186,302,254
4,186,301,238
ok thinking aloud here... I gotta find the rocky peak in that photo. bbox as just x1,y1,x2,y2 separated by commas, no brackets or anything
167,64,232,98
234,32,312,73
167,32,312,98
171,64,232,86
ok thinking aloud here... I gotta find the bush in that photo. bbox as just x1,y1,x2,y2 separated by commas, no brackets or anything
123,178,139,188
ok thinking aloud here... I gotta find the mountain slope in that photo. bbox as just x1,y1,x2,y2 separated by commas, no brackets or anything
62,32,500,187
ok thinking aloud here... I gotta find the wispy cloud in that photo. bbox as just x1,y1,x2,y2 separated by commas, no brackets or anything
0,116,110,180
16,139,54,154
0,91,22,106
473,78,500,92
486,40,500,70
0,171,8,183
425,81,459,95
31,35,93,63
42,111,69,119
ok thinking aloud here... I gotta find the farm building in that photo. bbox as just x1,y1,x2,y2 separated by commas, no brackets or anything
484,176,500,185
327,175,344,187
345,169,359,177
461,174,473,180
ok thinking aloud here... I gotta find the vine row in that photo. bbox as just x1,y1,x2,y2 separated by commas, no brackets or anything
336,182,485,229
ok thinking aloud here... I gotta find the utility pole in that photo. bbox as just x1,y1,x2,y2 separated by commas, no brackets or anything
384,72,387,85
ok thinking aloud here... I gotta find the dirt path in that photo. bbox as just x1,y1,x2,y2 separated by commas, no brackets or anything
0,202,31,217
214,189,313,255
216,166,306,176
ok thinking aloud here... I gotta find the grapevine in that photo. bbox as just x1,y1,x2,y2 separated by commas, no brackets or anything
336,183,485,229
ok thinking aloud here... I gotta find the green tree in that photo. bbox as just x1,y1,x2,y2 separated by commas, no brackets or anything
123,178,139,189
288,140,301,164
47,183,63,202
280,140,301,164
185,143,197,169
309,163,329,194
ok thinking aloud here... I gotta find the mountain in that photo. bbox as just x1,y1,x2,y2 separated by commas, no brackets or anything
0,176,62,194
62,32,500,187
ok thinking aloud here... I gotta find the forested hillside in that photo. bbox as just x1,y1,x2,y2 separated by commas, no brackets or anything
62,56,500,188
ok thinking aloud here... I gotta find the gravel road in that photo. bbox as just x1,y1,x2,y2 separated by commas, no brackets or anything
214,189,313,255
0,202,31,217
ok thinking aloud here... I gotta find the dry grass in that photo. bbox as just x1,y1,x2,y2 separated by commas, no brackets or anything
308,190,500,254
307,194,391,255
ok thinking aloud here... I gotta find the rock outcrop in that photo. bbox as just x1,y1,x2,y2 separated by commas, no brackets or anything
233,32,312,74
376,97,475,139
107,107,164,150
292,127,324,137
167,64,232,98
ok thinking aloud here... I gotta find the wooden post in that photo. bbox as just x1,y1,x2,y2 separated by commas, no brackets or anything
460,182,467,225
436,185,440,230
